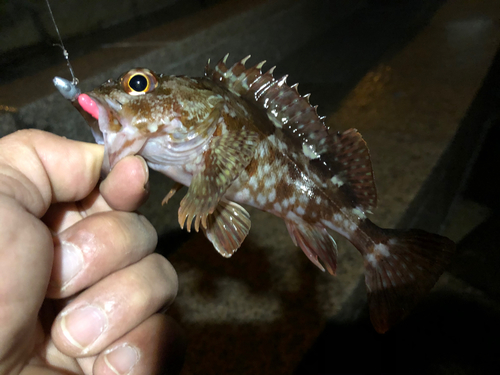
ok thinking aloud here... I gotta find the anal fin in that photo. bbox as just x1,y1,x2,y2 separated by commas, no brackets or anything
202,200,251,258
285,221,338,275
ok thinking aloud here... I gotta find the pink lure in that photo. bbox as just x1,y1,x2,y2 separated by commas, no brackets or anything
78,94,99,120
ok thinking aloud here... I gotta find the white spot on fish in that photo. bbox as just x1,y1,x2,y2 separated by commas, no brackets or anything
223,103,237,118
273,202,282,213
286,211,300,221
348,221,358,232
366,253,378,268
352,207,366,219
296,206,305,215
248,176,258,190
267,134,288,153
240,188,251,200
374,243,390,257
257,193,267,206
147,122,160,133
258,144,268,158
299,194,308,204
302,143,320,159
256,166,264,179
264,174,276,189
330,175,344,187
268,189,276,202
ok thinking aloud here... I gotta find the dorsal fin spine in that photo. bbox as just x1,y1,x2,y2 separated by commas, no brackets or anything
255,60,266,69
241,55,251,65
205,57,377,210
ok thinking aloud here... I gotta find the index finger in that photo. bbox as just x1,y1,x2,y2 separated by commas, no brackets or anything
0,129,103,217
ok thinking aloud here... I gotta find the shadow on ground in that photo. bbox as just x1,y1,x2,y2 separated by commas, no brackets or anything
295,291,500,375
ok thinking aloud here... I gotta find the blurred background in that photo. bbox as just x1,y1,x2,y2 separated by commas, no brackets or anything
1,0,500,374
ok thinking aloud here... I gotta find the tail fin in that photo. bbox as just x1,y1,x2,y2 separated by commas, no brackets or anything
362,227,455,333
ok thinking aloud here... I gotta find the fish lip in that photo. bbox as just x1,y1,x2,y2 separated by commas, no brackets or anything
85,93,130,132
81,93,108,145
81,94,142,174
86,94,122,118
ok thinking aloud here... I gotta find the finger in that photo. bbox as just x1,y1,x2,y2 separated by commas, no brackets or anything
0,129,103,217
0,196,53,365
42,191,102,235
43,155,150,233
47,211,157,298
100,155,149,212
42,202,85,234
91,314,186,375
51,253,178,357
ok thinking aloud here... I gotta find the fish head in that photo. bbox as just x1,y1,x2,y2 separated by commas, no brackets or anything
75,68,199,174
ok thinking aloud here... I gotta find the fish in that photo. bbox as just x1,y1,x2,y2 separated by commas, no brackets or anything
54,55,455,333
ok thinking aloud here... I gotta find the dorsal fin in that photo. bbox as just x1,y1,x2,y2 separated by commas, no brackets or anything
205,56,377,211
322,129,377,211
204,56,330,152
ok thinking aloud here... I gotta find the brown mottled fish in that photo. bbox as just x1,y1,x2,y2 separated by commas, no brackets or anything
54,55,455,333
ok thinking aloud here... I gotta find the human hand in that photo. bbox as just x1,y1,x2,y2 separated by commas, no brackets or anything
0,130,185,374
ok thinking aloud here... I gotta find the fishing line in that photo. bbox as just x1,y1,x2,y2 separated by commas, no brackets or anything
45,0,78,85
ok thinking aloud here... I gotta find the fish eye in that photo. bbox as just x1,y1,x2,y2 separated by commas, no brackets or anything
121,69,158,96
129,74,148,91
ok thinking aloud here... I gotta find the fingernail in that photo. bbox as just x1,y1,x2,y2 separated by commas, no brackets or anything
60,305,107,351
104,344,139,375
134,155,149,188
52,241,84,289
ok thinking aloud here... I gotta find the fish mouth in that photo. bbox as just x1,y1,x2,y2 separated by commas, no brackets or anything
78,93,125,137
78,93,115,174
77,93,146,174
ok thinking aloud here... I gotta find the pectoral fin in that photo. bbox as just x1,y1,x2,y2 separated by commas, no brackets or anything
202,200,251,257
179,129,259,232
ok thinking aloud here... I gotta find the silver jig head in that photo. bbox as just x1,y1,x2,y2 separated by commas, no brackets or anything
53,76,81,101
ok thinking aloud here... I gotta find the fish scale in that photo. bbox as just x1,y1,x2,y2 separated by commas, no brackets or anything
54,55,455,334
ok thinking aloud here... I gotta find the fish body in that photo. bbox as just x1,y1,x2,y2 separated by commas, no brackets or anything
55,56,455,333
